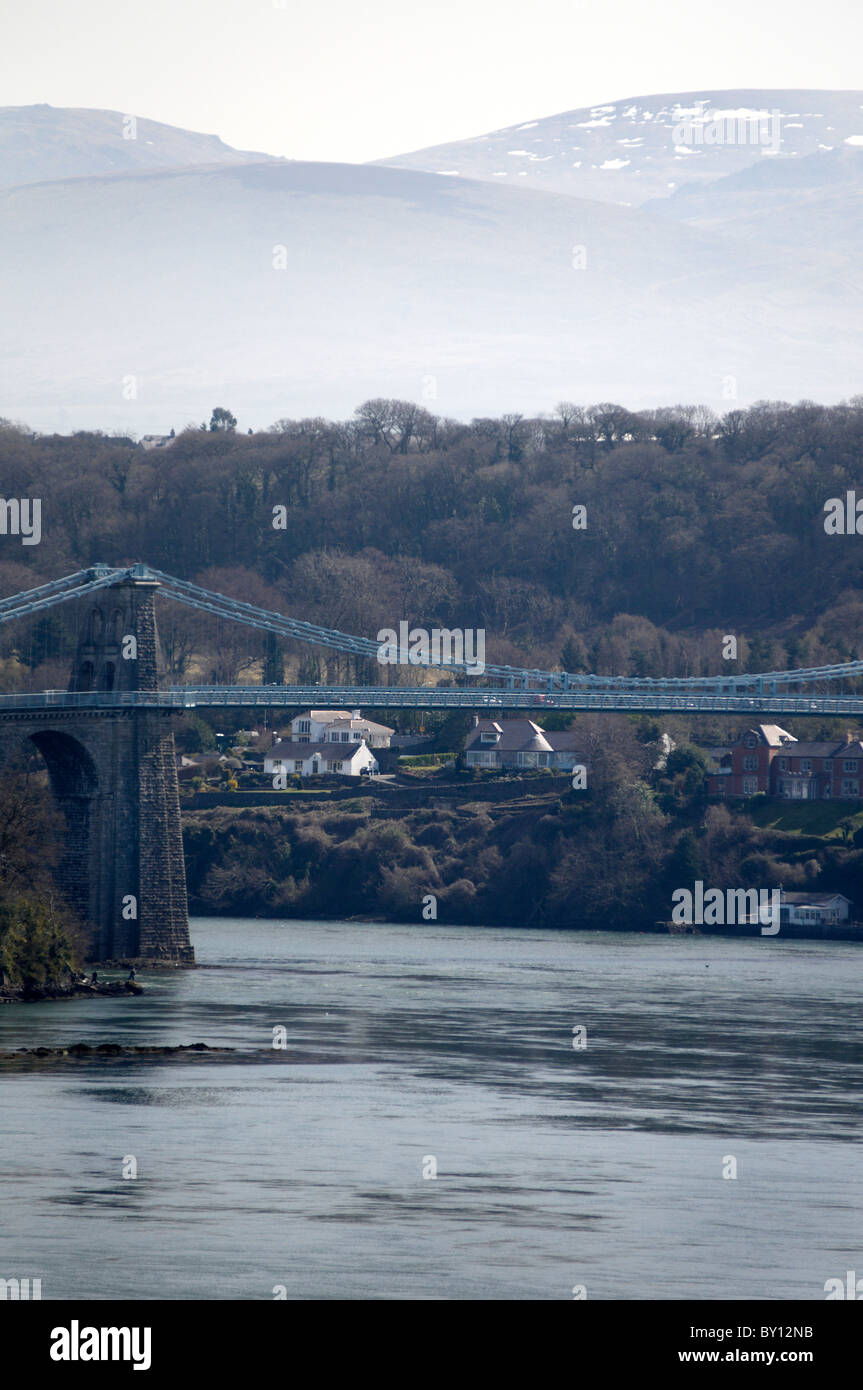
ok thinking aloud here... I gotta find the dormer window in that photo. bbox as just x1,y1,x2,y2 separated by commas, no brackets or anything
480,732,500,744
745,736,757,748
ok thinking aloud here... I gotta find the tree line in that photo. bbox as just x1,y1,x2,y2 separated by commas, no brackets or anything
1,396,862,694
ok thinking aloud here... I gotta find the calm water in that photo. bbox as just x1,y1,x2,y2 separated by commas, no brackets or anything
1,919,861,1301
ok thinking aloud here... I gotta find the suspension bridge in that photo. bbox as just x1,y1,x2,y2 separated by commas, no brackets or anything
0,563,861,964
2,563,862,715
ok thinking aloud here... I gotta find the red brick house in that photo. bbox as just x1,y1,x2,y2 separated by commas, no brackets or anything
707,725,863,800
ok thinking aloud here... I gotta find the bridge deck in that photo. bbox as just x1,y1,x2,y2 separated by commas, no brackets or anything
0,687,862,715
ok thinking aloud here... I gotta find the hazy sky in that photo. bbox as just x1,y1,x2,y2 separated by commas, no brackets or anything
2,0,862,162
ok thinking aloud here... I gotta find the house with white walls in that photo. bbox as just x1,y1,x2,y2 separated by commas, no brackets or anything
264,738,379,778
289,709,394,748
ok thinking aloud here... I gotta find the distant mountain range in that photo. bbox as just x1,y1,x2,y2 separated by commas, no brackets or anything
0,96,861,432
374,89,863,206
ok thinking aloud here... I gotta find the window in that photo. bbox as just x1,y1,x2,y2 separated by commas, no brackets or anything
742,777,758,795
824,760,833,771
297,720,310,733
342,732,350,742
293,761,303,773
743,756,757,771
778,758,787,771
745,736,757,748
480,732,499,744
823,783,832,798
841,779,859,796
843,760,858,773
473,751,497,767
332,761,343,773
800,759,811,772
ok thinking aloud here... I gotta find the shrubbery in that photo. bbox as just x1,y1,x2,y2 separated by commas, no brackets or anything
0,896,82,991
182,716,863,927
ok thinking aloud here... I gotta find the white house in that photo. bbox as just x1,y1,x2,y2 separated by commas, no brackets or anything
290,710,353,742
289,709,393,748
778,892,852,927
264,738,379,779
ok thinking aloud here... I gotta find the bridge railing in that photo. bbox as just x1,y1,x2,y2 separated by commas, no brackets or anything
1,687,863,715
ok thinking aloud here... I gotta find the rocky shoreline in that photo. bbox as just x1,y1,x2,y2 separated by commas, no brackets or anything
0,979,145,1005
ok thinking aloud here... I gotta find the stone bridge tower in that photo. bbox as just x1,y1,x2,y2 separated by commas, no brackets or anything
0,572,193,963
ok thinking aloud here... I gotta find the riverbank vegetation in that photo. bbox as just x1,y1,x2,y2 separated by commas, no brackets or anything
183,719,863,928
0,768,84,992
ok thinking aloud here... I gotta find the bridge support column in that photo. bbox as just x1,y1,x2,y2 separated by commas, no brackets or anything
0,574,194,964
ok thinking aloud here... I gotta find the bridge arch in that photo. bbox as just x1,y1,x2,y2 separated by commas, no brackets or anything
29,729,98,797
27,729,99,927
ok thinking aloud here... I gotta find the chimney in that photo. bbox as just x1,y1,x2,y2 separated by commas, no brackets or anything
473,715,479,727
847,731,854,745
352,709,361,720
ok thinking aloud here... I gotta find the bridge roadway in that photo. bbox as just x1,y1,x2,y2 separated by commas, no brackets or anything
0,686,862,716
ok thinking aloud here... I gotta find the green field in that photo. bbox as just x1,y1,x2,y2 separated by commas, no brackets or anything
742,799,863,838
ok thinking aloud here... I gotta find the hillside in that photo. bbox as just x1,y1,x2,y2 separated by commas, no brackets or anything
1,155,863,432
375,88,863,207
0,104,275,189
1,96,863,428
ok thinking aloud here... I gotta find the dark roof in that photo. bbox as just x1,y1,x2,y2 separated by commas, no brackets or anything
545,731,583,752
778,741,863,758
776,743,842,757
328,717,394,735
522,731,553,753
466,718,583,754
